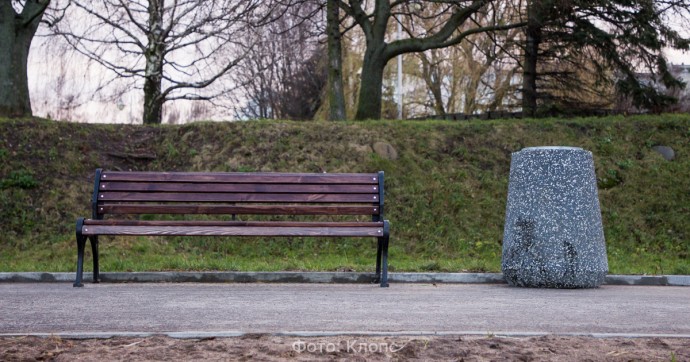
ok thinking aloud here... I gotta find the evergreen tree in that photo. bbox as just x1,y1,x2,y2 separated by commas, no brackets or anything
521,0,690,116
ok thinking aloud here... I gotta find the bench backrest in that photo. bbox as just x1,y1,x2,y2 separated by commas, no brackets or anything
91,169,385,221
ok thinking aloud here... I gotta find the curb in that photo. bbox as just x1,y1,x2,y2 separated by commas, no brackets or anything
2,331,690,340
0,272,688,286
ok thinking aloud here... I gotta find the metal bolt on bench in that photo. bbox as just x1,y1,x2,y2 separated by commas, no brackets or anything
74,169,391,287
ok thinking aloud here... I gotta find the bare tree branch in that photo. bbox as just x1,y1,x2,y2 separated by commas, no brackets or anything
51,0,275,124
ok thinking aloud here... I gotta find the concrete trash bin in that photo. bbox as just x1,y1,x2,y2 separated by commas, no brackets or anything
501,146,608,288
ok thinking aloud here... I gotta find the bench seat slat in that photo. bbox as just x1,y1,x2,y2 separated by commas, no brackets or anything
101,172,379,184
98,192,378,203
99,182,380,194
81,225,384,237
98,204,380,215
84,220,384,228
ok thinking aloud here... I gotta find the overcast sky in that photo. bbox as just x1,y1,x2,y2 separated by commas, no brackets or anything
667,49,690,65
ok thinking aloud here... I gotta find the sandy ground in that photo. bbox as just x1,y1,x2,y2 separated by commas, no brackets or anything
1,335,688,361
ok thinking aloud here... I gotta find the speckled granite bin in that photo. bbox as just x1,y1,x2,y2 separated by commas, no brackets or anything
502,147,608,288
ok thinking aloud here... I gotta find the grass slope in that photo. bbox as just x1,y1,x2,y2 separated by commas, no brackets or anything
0,115,688,274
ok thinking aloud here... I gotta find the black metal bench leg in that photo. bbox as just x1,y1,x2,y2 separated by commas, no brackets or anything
374,237,383,284
74,218,86,287
380,235,389,287
90,236,100,283
380,221,390,288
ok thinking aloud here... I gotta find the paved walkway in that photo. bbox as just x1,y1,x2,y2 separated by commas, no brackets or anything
1,283,689,338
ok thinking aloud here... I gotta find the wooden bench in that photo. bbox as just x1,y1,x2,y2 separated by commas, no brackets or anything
74,169,390,287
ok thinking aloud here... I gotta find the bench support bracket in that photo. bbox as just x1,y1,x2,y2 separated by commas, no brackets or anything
377,220,390,287
74,218,86,287
74,218,101,287
90,236,100,283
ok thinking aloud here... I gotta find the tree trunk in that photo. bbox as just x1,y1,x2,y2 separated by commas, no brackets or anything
419,52,446,116
143,0,166,125
326,0,346,121
143,77,163,125
522,0,542,118
0,2,45,118
354,46,386,120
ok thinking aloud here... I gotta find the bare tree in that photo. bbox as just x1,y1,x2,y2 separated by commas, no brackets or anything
0,0,64,118
53,0,270,124
235,2,327,120
408,1,522,117
334,0,525,120
415,48,519,116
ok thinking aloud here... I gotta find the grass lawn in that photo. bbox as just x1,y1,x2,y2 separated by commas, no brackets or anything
1,114,688,274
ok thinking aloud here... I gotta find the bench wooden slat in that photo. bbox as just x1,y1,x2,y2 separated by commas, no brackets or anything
84,220,384,227
98,192,379,203
101,172,379,184
81,225,384,237
98,204,380,215
99,182,380,194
